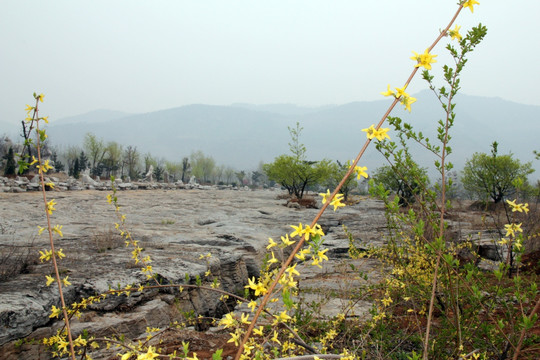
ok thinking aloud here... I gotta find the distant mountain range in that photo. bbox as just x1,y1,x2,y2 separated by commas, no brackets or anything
2,91,539,178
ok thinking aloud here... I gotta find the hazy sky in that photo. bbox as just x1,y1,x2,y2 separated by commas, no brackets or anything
1,0,539,127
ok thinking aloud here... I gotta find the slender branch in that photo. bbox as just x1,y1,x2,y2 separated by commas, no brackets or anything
34,98,76,360
512,295,540,360
235,4,465,359
422,6,464,358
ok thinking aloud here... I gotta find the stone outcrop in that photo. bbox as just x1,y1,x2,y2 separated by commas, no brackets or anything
0,189,388,358
0,175,236,192
0,188,512,359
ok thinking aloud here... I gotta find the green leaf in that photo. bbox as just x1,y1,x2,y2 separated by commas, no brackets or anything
212,349,223,360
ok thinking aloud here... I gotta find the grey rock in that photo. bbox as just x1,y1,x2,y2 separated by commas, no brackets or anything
15,176,28,184
81,173,98,186
0,189,388,350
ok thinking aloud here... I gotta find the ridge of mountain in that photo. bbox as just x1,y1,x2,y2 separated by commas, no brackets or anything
36,93,540,175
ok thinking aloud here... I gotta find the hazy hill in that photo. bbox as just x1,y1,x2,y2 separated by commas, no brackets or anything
39,93,540,176
52,109,131,125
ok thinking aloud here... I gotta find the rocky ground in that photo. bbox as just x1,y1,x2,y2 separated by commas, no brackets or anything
1,186,538,359
0,187,389,359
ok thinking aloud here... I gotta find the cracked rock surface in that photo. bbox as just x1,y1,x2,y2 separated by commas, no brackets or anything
0,188,387,358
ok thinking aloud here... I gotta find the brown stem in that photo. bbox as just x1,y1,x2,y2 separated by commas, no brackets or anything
422,6,464,358
512,295,540,360
234,4,467,359
34,98,76,360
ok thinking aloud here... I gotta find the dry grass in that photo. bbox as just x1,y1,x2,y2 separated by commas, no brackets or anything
92,227,124,253
0,240,39,282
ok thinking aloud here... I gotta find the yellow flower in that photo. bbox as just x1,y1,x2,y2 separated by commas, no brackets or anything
46,199,57,214
240,313,250,324
248,300,257,312
313,224,325,236
317,248,329,262
46,275,55,286
52,225,63,237
506,199,529,213
311,257,322,268
381,84,395,97
362,124,376,140
137,346,159,360
449,25,462,41
246,277,268,296
42,116,49,124
373,127,391,141
401,95,417,112
273,311,292,326
37,226,46,235
381,297,393,307
353,165,368,179
271,330,281,345
290,223,304,238
39,249,52,262
25,105,34,114
268,251,279,265
37,160,53,173
295,247,311,261
228,331,241,346
506,199,517,208
285,263,300,277
281,234,295,246
253,326,264,336
62,276,71,287
319,189,331,204
504,223,523,237
38,93,45,102
395,86,408,98
330,194,346,211
410,49,438,70
56,249,66,259
218,312,237,328
301,224,317,240
267,237,277,249
49,305,62,318
106,194,113,204
279,273,297,288
462,0,480,13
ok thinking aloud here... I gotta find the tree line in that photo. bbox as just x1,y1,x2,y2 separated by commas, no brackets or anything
1,126,537,202
0,132,268,187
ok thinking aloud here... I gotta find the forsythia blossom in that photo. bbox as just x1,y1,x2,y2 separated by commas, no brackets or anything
462,0,480,13
504,223,523,238
382,85,417,112
410,49,438,70
506,199,529,213
46,199,57,215
330,193,346,211
362,124,391,141
352,165,368,179
449,25,462,41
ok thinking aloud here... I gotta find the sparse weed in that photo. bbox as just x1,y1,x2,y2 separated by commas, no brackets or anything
92,226,124,253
